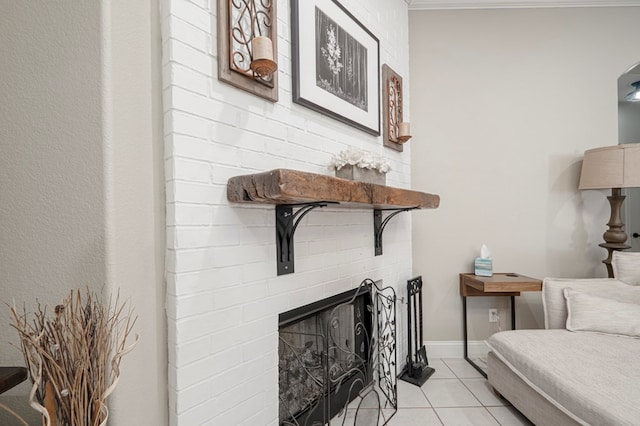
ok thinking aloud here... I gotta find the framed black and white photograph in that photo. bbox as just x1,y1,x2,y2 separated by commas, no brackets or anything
291,0,380,135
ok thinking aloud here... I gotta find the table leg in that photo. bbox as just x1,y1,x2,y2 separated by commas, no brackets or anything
462,295,487,378
463,296,468,358
510,295,516,330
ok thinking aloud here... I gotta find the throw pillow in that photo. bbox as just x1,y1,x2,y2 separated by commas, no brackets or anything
564,289,640,337
612,251,640,285
542,278,630,329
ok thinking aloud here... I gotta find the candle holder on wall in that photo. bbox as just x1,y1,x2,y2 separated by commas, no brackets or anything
218,0,278,102
382,64,411,151
249,35,277,77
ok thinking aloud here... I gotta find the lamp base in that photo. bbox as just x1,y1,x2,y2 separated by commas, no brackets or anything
600,188,630,278
599,242,631,278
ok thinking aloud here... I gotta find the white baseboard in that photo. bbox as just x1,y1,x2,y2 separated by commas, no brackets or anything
424,340,489,359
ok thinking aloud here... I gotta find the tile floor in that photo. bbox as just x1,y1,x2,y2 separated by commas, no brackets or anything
387,358,533,426
1,358,533,425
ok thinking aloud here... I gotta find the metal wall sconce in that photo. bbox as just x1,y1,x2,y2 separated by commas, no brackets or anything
218,0,278,102
382,64,411,151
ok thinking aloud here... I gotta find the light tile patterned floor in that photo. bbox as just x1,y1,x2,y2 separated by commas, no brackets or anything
389,358,533,426
1,358,533,425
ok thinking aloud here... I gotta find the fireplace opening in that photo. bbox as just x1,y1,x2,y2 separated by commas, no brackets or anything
278,279,398,426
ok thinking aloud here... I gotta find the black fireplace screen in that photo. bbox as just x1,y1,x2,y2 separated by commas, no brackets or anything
278,279,397,425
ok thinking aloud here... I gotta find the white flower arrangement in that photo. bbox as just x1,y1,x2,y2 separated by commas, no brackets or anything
330,147,391,174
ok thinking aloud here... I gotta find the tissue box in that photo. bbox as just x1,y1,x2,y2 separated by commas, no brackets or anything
474,258,493,277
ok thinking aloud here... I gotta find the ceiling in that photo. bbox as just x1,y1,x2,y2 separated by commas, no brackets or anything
407,0,640,9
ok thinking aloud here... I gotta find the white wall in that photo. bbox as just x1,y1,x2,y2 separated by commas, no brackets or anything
0,1,166,425
161,0,415,424
410,7,640,343
0,0,105,399
104,0,167,425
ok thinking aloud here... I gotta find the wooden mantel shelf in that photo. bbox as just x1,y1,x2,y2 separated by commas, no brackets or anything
227,168,440,209
227,169,440,275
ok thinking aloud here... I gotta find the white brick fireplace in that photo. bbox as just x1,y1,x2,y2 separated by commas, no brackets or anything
161,0,414,424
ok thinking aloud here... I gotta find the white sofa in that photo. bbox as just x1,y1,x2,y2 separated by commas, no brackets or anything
486,252,640,426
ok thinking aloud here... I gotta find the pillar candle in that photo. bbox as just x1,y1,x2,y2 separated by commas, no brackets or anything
398,122,410,137
252,36,274,61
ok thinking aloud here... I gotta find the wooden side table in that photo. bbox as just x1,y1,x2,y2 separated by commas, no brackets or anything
0,366,28,394
459,273,542,377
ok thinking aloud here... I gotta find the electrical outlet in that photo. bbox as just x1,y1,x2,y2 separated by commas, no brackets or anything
489,308,498,323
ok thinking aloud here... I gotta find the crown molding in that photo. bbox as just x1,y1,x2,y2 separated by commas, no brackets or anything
408,0,640,10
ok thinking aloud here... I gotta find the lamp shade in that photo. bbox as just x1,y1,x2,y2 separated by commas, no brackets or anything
579,144,640,190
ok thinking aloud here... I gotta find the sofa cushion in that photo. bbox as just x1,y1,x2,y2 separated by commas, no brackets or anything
613,251,640,285
565,289,640,337
542,278,631,329
488,330,640,426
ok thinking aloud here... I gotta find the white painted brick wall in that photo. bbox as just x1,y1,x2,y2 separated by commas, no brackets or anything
161,0,413,424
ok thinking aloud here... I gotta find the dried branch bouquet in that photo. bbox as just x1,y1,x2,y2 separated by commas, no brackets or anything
8,289,138,426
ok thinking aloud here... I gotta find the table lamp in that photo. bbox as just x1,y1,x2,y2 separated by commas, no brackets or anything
579,144,640,277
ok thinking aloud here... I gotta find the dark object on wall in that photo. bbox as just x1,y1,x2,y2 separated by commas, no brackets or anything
291,0,380,135
217,0,278,101
276,202,334,275
373,207,418,256
399,276,435,386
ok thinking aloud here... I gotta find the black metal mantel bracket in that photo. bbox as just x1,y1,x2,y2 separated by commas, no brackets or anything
374,206,419,256
276,202,337,275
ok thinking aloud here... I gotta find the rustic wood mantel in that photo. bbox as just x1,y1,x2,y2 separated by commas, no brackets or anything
227,168,440,275
227,168,440,209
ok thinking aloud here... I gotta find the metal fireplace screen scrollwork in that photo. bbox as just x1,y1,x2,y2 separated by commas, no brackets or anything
278,279,397,425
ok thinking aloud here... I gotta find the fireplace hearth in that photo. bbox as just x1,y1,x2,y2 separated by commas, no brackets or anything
278,279,397,426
